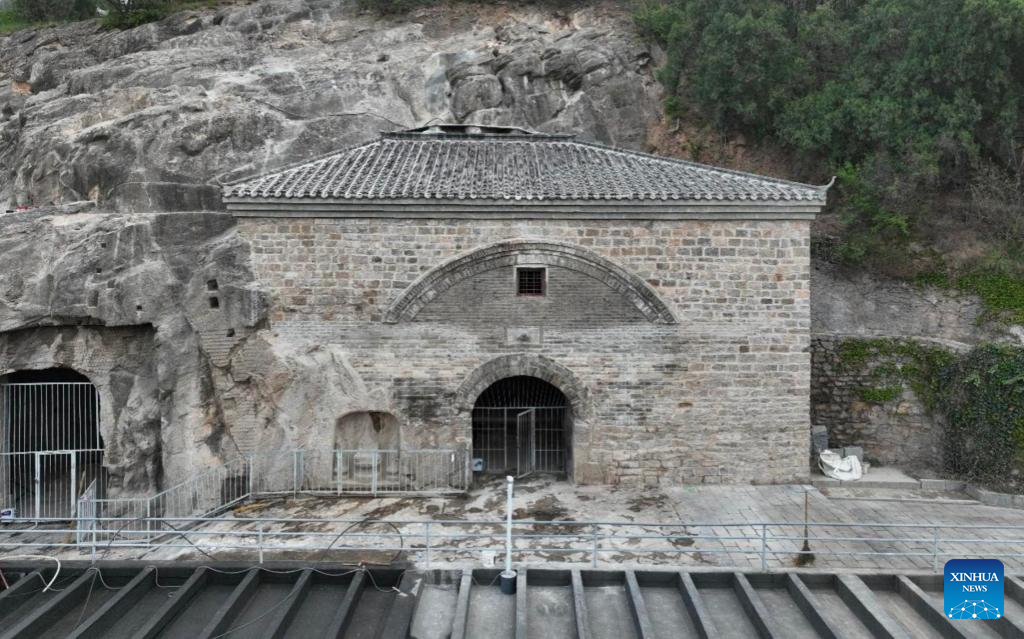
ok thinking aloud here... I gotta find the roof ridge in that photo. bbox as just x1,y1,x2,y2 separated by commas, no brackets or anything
564,137,830,194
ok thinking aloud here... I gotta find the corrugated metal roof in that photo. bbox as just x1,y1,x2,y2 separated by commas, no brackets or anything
224,126,828,205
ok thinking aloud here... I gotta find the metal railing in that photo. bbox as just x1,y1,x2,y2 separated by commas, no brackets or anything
248,449,469,496
77,449,469,541
4,517,1024,573
87,454,252,540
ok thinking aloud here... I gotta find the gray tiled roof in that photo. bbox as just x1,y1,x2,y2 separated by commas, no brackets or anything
224,126,827,204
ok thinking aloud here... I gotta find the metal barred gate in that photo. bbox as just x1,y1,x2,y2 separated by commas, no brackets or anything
0,382,104,520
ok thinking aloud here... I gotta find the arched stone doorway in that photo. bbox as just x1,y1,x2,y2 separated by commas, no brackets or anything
472,376,572,477
0,368,105,519
334,411,401,488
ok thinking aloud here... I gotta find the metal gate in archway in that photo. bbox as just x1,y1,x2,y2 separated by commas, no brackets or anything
0,380,105,520
472,376,571,477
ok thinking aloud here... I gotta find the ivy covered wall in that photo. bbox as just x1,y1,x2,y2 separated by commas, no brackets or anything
812,336,1024,491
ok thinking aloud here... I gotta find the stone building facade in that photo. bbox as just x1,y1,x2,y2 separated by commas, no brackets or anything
225,125,828,485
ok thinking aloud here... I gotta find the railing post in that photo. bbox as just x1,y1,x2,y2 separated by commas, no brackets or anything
932,526,940,573
247,454,254,499
91,515,97,563
258,521,264,565
34,452,41,519
293,450,299,496
591,523,599,568
425,522,432,570
336,450,342,495
146,500,152,546
69,453,77,520
760,524,768,572
371,452,379,496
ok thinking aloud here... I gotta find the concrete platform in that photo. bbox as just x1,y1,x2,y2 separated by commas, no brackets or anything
811,466,926,490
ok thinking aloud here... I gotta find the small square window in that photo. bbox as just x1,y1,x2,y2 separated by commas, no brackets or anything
517,267,546,296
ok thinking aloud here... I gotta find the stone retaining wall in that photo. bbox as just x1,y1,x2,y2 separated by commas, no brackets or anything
811,334,942,472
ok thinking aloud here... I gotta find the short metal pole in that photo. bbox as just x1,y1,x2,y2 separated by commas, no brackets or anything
293,451,299,496
761,524,768,572
247,454,254,499
932,526,940,573
500,476,517,594
258,522,264,565
591,524,599,568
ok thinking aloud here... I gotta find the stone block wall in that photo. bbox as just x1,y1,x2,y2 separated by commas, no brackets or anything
238,217,812,485
811,335,942,472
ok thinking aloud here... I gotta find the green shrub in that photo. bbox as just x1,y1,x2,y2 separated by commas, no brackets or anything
355,0,432,14
858,386,903,404
97,0,162,28
956,271,1024,325
10,0,94,22
940,345,1024,489
0,10,27,33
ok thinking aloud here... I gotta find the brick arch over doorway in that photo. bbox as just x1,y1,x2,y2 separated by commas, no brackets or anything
381,239,678,324
453,354,590,420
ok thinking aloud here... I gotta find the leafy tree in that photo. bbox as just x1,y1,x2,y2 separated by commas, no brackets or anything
636,0,1024,185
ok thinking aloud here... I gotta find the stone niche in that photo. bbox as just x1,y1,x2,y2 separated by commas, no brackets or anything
0,324,161,494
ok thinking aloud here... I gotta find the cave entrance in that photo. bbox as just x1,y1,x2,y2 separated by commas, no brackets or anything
0,369,105,520
472,376,571,478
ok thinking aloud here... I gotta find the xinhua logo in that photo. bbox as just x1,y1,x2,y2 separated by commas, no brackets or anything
944,559,1004,620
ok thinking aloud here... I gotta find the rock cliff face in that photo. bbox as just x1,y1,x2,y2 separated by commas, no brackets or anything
0,0,659,212
0,210,266,490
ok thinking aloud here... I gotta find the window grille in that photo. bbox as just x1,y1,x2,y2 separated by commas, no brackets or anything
516,267,545,296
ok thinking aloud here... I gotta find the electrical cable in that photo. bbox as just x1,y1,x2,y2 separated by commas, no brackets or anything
155,519,220,562
0,554,61,591
209,516,406,637
72,571,99,630
207,567,363,639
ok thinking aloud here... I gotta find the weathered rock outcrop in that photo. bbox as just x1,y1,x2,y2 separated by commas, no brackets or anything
0,0,660,212
0,207,270,490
